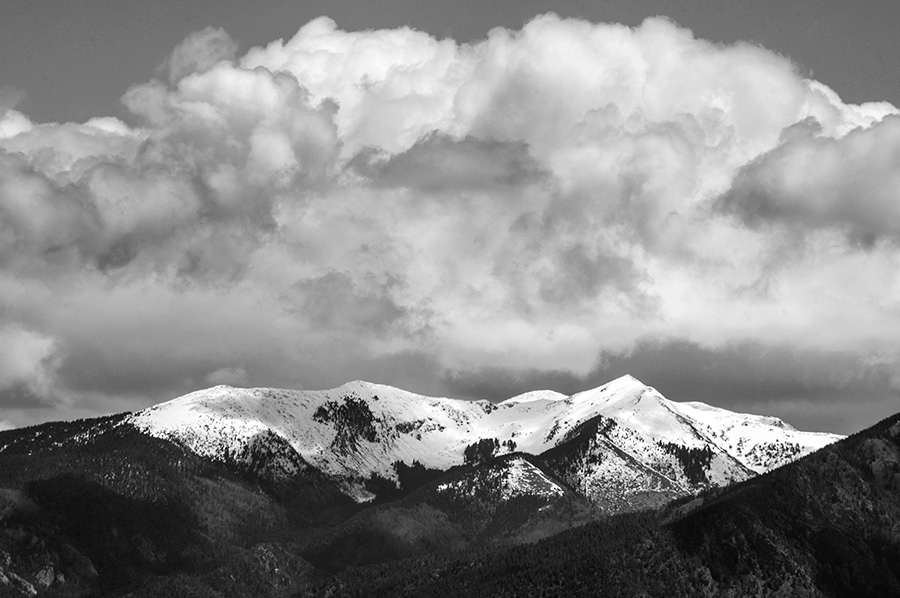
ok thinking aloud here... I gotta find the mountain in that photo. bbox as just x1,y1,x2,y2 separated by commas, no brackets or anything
128,375,840,507
303,411,900,598
296,452,600,575
0,415,353,597
0,374,843,596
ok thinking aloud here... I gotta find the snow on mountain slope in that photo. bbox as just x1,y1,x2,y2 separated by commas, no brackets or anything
499,390,568,405
669,400,842,473
501,457,566,500
537,420,687,514
435,456,566,501
128,381,489,492
127,375,842,503
569,382,753,489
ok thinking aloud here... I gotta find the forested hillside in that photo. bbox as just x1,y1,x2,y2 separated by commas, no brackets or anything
302,413,900,598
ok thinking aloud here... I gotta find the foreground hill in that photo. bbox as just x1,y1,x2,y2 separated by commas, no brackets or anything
302,411,900,598
0,416,349,596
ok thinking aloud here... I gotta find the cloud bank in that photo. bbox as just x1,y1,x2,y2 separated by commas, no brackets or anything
1,15,898,433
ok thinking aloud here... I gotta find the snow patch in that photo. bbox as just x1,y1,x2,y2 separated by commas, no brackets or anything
501,457,565,499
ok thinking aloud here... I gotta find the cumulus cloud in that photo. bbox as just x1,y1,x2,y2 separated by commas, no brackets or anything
0,14,898,432
166,27,238,86
719,115,900,246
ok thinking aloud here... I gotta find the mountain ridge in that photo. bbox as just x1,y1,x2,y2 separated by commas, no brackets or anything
306,412,900,598
127,374,841,506
0,374,863,597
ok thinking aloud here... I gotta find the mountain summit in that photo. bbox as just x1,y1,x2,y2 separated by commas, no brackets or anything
128,375,840,507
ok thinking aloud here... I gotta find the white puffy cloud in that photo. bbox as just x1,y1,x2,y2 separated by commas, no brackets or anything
166,27,238,86
0,14,898,432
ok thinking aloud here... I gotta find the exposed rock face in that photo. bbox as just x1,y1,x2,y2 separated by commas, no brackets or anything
0,567,37,597
0,523,98,597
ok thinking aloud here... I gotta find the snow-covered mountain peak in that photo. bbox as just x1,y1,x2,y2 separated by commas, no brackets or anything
128,375,842,505
605,373,646,389
336,380,388,394
500,390,568,405
568,374,648,403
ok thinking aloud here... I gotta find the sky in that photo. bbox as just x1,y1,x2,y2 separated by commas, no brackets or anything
1,1,899,434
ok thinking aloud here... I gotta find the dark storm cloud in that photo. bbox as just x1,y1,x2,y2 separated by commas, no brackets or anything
487,205,653,318
538,243,649,308
442,366,581,403
352,133,547,193
719,115,900,246
292,271,407,334
591,340,895,405
445,339,899,434
311,350,448,399
489,235,651,316
0,384,55,409
55,345,217,399
590,340,900,434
